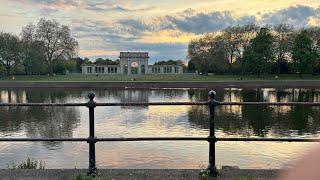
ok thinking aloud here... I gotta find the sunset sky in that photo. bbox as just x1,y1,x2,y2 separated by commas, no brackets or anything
0,0,319,62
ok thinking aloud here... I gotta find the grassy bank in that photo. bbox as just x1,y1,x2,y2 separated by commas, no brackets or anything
0,74,319,82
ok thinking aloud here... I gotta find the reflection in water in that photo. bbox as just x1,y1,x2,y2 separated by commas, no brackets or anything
0,90,81,148
0,88,320,169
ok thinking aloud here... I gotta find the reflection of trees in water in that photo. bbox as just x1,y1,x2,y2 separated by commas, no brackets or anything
95,89,186,103
187,105,209,129
118,89,185,109
0,106,80,148
22,89,83,103
94,89,122,99
118,90,150,110
187,88,320,137
120,90,149,102
187,105,254,137
152,89,185,98
0,89,80,148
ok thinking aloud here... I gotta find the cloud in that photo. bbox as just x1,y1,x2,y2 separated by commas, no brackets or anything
20,0,79,10
261,5,320,28
140,29,200,44
116,5,320,35
85,2,155,12
13,0,155,13
166,11,256,34
116,5,320,36
116,10,257,35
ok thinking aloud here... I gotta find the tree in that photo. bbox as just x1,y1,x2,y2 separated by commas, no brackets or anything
188,33,222,74
292,30,318,76
0,32,22,76
94,58,119,65
273,24,295,75
52,59,67,74
65,59,77,73
222,26,243,74
154,60,183,65
234,24,259,75
21,18,78,75
305,27,320,73
188,38,209,74
243,28,274,77
21,24,48,75
95,58,105,64
306,27,320,53
187,24,258,75
70,57,86,73
187,60,196,72
0,63,5,76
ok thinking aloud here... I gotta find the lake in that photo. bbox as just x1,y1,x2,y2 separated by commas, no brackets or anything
0,87,319,169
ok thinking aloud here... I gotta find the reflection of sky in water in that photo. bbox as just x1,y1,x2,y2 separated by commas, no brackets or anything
0,88,320,169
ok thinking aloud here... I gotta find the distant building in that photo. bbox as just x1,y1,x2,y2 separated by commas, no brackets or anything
82,52,183,75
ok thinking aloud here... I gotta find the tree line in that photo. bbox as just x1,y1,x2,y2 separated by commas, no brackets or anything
188,24,320,76
0,18,79,76
0,16,186,77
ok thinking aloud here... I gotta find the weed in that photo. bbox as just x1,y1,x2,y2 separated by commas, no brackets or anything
7,157,45,169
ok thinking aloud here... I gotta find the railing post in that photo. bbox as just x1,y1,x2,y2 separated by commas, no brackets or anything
87,92,97,176
207,90,218,176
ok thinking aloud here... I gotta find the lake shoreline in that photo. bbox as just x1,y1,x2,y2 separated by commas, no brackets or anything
0,168,282,179
1,80,320,88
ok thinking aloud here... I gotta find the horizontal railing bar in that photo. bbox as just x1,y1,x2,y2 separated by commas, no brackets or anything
98,137,320,142
0,103,88,106
0,102,320,107
97,137,208,141
96,102,208,106
1,137,319,142
217,137,320,142
0,138,87,141
217,102,320,106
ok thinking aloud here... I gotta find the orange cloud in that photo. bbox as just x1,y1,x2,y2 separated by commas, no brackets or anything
140,29,200,44
79,49,118,58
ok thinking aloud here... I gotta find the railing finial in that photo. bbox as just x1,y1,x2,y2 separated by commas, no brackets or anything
88,92,95,101
208,90,216,100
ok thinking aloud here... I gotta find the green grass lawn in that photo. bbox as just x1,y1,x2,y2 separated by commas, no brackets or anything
0,74,320,82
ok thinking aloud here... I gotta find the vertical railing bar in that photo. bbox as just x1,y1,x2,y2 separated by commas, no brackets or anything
87,93,97,176
207,90,218,176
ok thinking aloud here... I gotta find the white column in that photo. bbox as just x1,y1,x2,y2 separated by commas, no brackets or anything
128,60,131,75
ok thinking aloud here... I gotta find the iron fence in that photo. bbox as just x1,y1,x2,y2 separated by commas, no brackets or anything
1,91,320,176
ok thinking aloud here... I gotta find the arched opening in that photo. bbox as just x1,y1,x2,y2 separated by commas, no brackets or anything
141,65,145,74
131,61,139,74
124,65,128,75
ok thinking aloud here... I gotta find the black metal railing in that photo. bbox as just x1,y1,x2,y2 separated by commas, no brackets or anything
1,91,320,176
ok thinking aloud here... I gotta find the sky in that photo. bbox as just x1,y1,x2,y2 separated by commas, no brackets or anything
0,0,319,63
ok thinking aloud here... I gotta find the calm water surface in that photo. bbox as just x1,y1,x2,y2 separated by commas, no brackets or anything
0,88,320,169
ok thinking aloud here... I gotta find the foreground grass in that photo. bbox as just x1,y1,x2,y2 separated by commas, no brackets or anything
7,158,45,170
75,173,104,180
0,74,320,82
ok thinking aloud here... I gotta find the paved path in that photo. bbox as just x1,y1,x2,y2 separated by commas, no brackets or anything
0,169,282,180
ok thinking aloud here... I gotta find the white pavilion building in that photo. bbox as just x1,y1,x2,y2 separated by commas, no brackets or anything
82,52,183,75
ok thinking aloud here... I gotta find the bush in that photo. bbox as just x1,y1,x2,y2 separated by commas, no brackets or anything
12,64,26,75
0,64,5,76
